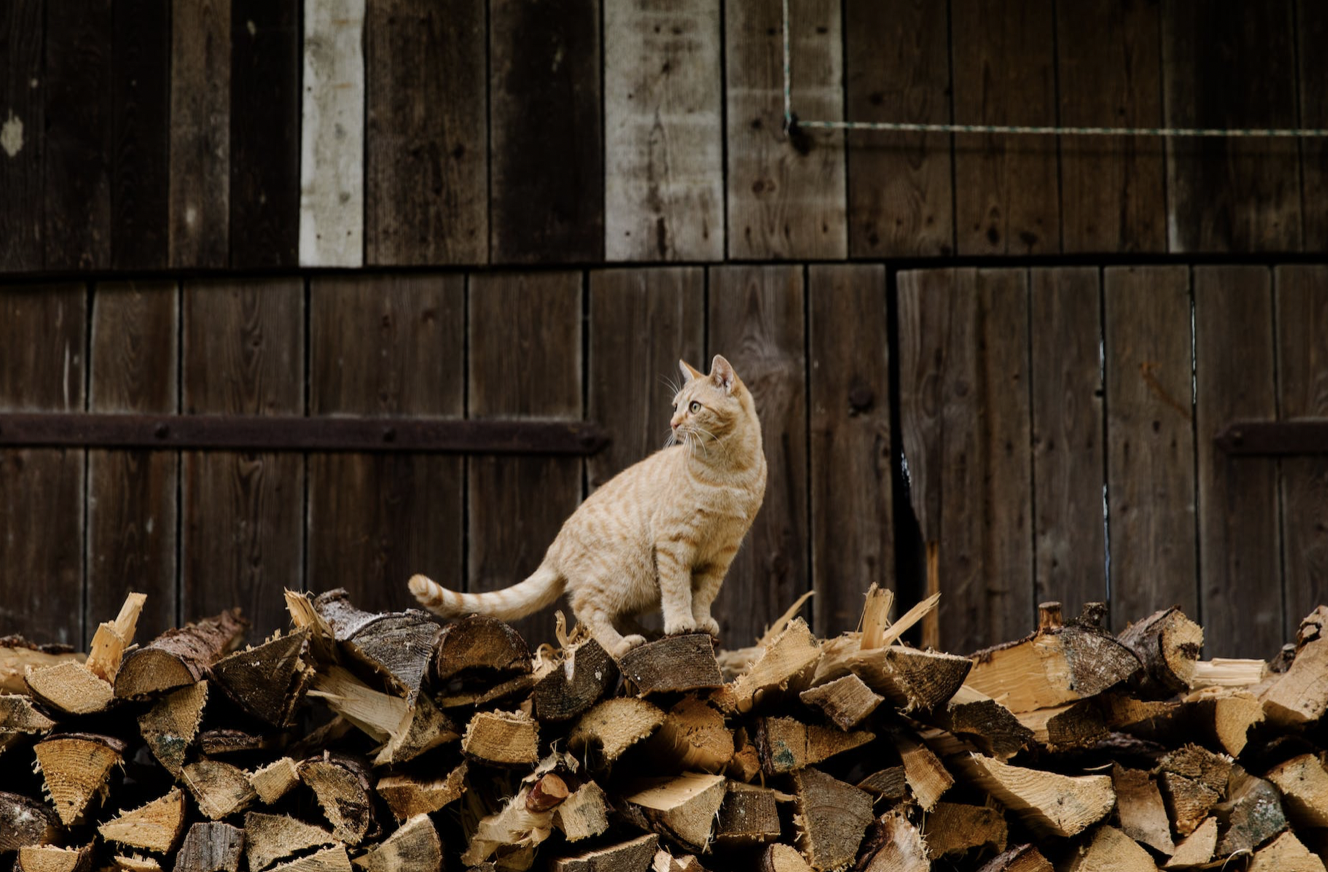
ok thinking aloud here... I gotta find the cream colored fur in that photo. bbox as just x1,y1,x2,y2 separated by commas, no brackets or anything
409,354,767,657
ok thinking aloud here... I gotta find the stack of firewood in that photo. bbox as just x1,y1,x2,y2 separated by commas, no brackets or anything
3,586,1328,872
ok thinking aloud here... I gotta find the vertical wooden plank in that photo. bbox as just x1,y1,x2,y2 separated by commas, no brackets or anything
1274,266,1328,634
1103,266,1197,631
808,264,891,637
365,0,487,265
469,272,583,646
230,0,301,268
898,268,1033,653
588,267,706,488
490,0,602,264
1030,268,1105,620
111,0,171,271
87,282,178,644
300,0,365,267
44,0,113,271
308,276,465,615
0,286,86,645
182,279,304,638
0,0,45,272
603,0,723,262
726,0,846,260
1056,0,1166,253
1301,1,1328,248
708,266,807,646
1194,266,1281,657
170,0,230,269
951,0,1059,255
843,0,953,258
1162,0,1301,252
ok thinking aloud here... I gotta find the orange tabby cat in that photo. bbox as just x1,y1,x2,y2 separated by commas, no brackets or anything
409,355,767,657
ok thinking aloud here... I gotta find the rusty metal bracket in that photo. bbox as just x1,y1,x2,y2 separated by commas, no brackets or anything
0,413,609,456
1216,419,1328,456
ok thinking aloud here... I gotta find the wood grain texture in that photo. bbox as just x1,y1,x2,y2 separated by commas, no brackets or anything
951,0,1059,255
844,0,953,258
0,285,86,645
1162,0,1301,252
726,0,847,260
170,0,231,269
300,0,365,266
44,0,113,270
0,0,45,271
603,0,723,261
87,282,178,644
468,272,583,646
1056,0,1166,253
1274,266,1328,635
1301,1,1328,248
308,275,465,615
182,279,304,638
708,266,808,647
490,0,603,263
808,264,892,637
898,268,1034,653
1030,268,1105,620
1103,266,1197,630
365,0,487,265
111,0,171,270
1194,266,1281,658
229,0,301,268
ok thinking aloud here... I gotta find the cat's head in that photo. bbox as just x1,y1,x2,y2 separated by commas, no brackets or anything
670,355,755,448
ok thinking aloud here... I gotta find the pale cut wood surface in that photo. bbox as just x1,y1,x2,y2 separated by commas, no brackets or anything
300,0,364,266
726,0,846,259
604,0,723,261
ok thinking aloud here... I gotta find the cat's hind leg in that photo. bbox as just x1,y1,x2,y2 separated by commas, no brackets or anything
576,601,644,658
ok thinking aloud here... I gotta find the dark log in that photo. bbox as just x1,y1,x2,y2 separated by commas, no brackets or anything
618,634,724,694
115,609,248,699
531,638,619,723
211,628,313,728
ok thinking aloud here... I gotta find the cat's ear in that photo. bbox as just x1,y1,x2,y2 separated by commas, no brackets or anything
679,359,703,383
710,355,737,393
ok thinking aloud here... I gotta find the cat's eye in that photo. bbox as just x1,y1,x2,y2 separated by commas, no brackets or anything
689,401,701,413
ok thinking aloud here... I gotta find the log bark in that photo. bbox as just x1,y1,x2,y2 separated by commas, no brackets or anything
173,822,245,872
211,628,313,728
531,637,619,723
313,590,441,696
716,782,782,846
114,609,247,699
928,685,1031,759
433,615,532,684
967,624,1142,713
299,753,379,845
619,634,724,694
974,845,1053,872
1118,607,1203,695
0,791,60,851
1213,770,1286,856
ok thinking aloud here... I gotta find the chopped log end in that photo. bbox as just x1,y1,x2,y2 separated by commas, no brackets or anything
114,609,248,700
757,716,874,776
790,768,873,871
624,773,727,854
731,618,821,713
1065,826,1157,872
249,756,301,805
797,673,882,730
182,759,257,821
923,802,1007,859
531,637,619,722
433,615,532,684
352,814,441,872
552,834,659,872
716,782,782,846
138,681,209,777
569,697,664,765
376,763,468,821
244,811,339,872
462,709,540,768
554,781,610,843
960,755,1113,838
173,822,244,872
17,844,94,872
211,628,313,729
34,733,127,826
97,788,187,854
618,634,724,694
759,844,813,872
298,754,378,845
24,660,114,715
0,791,60,852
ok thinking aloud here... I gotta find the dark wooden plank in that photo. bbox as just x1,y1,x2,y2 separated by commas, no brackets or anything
898,268,1034,653
1056,0,1166,253
808,264,891,637
1103,267,1197,631
308,275,465,615
0,285,86,646
87,282,178,644
603,0,724,261
844,0,953,258
708,266,807,647
111,0,172,270
725,0,847,259
1029,268,1105,621
469,272,584,645
951,0,1059,255
489,0,602,263
1301,1,1328,248
182,279,304,639
1162,0,1301,252
365,0,486,265
1194,266,1281,658
1274,266,1328,635
0,0,45,272
229,0,301,268
44,0,113,270
169,0,231,269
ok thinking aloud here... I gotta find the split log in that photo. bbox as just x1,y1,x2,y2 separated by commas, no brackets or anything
619,634,724,694
892,729,953,811
715,782,782,846
1118,607,1203,695
527,773,570,812
856,811,929,872
462,709,539,768
651,852,705,872
24,661,113,715
16,844,94,872
648,698,734,774
531,637,619,723
726,727,761,783
0,693,58,733
268,847,352,872
730,619,821,714
435,672,534,709
137,682,209,777
0,791,60,851
0,637,82,695
85,592,148,683
173,822,245,872
1204,691,1265,756
928,685,1031,759
756,716,874,776
956,755,1113,838
249,756,300,804
462,781,557,866
974,845,1053,872
114,609,247,699
211,628,314,728
182,759,257,820
552,834,659,872
433,615,532,684
554,781,610,842
1248,831,1327,872
299,753,379,845
1192,657,1268,689
1157,744,1233,837
923,802,1007,859
313,590,440,696
966,623,1141,713
1164,817,1218,868
308,666,458,765
849,646,971,713
243,811,339,872
1064,826,1158,872
1015,699,1107,751
376,762,468,820
789,768,873,872
114,857,161,872
97,788,187,854
1213,770,1286,856
353,814,442,872
798,673,882,730
568,697,665,765
622,773,728,853
759,844,813,872
1111,764,1175,855
34,732,127,825
1267,753,1328,829
856,766,907,801
198,727,282,756
1262,607,1328,727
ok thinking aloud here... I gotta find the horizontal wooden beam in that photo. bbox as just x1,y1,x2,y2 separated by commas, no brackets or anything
1216,419,1328,456
0,413,609,456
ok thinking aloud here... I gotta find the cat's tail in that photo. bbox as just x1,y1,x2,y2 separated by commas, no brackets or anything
408,562,564,623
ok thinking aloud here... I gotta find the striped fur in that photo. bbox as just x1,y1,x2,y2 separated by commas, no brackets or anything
409,354,767,657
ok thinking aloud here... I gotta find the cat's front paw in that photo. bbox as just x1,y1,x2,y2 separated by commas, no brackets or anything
664,616,699,635
612,634,647,657
695,616,721,638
